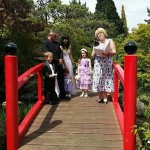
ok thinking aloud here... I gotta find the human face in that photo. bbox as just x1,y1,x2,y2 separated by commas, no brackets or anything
81,51,87,58
63,38,68,44
48,33,58,41
47,54,53,63
97,32,106,42
51,33,58,41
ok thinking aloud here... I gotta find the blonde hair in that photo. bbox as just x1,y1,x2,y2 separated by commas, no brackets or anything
43,52,53,60
95,28,108,38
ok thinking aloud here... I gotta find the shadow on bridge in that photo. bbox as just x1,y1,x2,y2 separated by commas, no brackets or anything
19,91,123,150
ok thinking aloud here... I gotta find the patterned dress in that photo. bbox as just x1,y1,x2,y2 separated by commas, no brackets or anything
77,58,92,90
92,39,114,92
64,75,73,92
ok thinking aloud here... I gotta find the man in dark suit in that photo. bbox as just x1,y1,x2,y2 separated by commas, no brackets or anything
42,31,68,100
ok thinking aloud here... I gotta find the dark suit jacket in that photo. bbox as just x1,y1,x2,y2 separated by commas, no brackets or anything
42,39,63,64
42,60,58,79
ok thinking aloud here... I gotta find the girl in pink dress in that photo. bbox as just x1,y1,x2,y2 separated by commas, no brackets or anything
76,48,92,97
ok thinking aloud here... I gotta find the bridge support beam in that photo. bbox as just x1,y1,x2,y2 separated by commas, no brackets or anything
124,41,137,150
5,42,19,150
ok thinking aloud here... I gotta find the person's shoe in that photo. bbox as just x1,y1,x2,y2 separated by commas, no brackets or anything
107,95,112,102
44,99,51,104
49,100,58,105
68,94,71,98
80,92,84,97
84,94,88,97
97,99,103,103
103,98,108,104
54,97,60,101
60,96,70,100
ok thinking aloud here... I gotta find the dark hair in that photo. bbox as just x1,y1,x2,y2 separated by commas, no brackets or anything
60,35,70,49
78,50,88,64
64,69,69,75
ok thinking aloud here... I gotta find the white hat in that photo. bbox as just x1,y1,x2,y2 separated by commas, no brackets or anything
81,48,87,52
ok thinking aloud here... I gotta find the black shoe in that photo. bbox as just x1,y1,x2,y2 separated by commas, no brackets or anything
55,97,60,101
97,99,103,103
44,99,51,104
49,100,58,105
107,95,112,102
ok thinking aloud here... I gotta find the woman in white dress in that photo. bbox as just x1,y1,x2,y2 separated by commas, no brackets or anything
60,35,77,96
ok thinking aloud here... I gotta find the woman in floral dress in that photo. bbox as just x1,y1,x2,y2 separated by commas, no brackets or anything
92,28,116,104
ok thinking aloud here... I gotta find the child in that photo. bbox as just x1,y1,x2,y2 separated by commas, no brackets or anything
76,48,92,97
64,70,73,99
42,52,59,105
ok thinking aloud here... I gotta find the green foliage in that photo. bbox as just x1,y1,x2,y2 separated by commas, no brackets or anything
18,102,33,124
144,106,150,120
134,122,150,149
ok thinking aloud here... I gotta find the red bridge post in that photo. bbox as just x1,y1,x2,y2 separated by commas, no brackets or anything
124,41,137,150
4,42,19,150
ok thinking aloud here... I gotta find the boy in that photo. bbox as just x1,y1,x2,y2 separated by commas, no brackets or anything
42,52,59,105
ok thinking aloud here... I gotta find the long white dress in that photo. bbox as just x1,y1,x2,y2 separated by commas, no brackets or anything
61,47,77,95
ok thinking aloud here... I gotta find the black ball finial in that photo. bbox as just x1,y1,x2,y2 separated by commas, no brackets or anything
4,42,17,55
124,41,137,54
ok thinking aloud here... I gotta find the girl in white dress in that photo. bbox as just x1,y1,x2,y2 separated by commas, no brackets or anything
60,35,77,96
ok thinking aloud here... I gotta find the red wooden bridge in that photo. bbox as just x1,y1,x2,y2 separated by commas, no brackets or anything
4,42,137,150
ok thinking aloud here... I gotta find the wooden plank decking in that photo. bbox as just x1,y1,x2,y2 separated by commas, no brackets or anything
19,92,123,150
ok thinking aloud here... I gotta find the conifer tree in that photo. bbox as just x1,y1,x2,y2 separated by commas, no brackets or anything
121,5,128,35
95,0,124,36
145,7,150,24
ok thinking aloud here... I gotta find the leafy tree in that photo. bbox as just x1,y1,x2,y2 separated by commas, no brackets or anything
116,24,150,93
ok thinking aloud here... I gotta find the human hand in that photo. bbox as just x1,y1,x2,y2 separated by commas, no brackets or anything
91,52,96,57
49,74,57,78
53,73,57,77
102,52,108,56
59,59,63,64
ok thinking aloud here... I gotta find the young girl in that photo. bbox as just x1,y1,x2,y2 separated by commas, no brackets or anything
64,70,73,99
76,48,92,97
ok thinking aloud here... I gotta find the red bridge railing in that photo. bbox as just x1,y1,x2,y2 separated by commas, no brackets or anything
4,42,137,150
5,55,44,149
113,41,138,150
